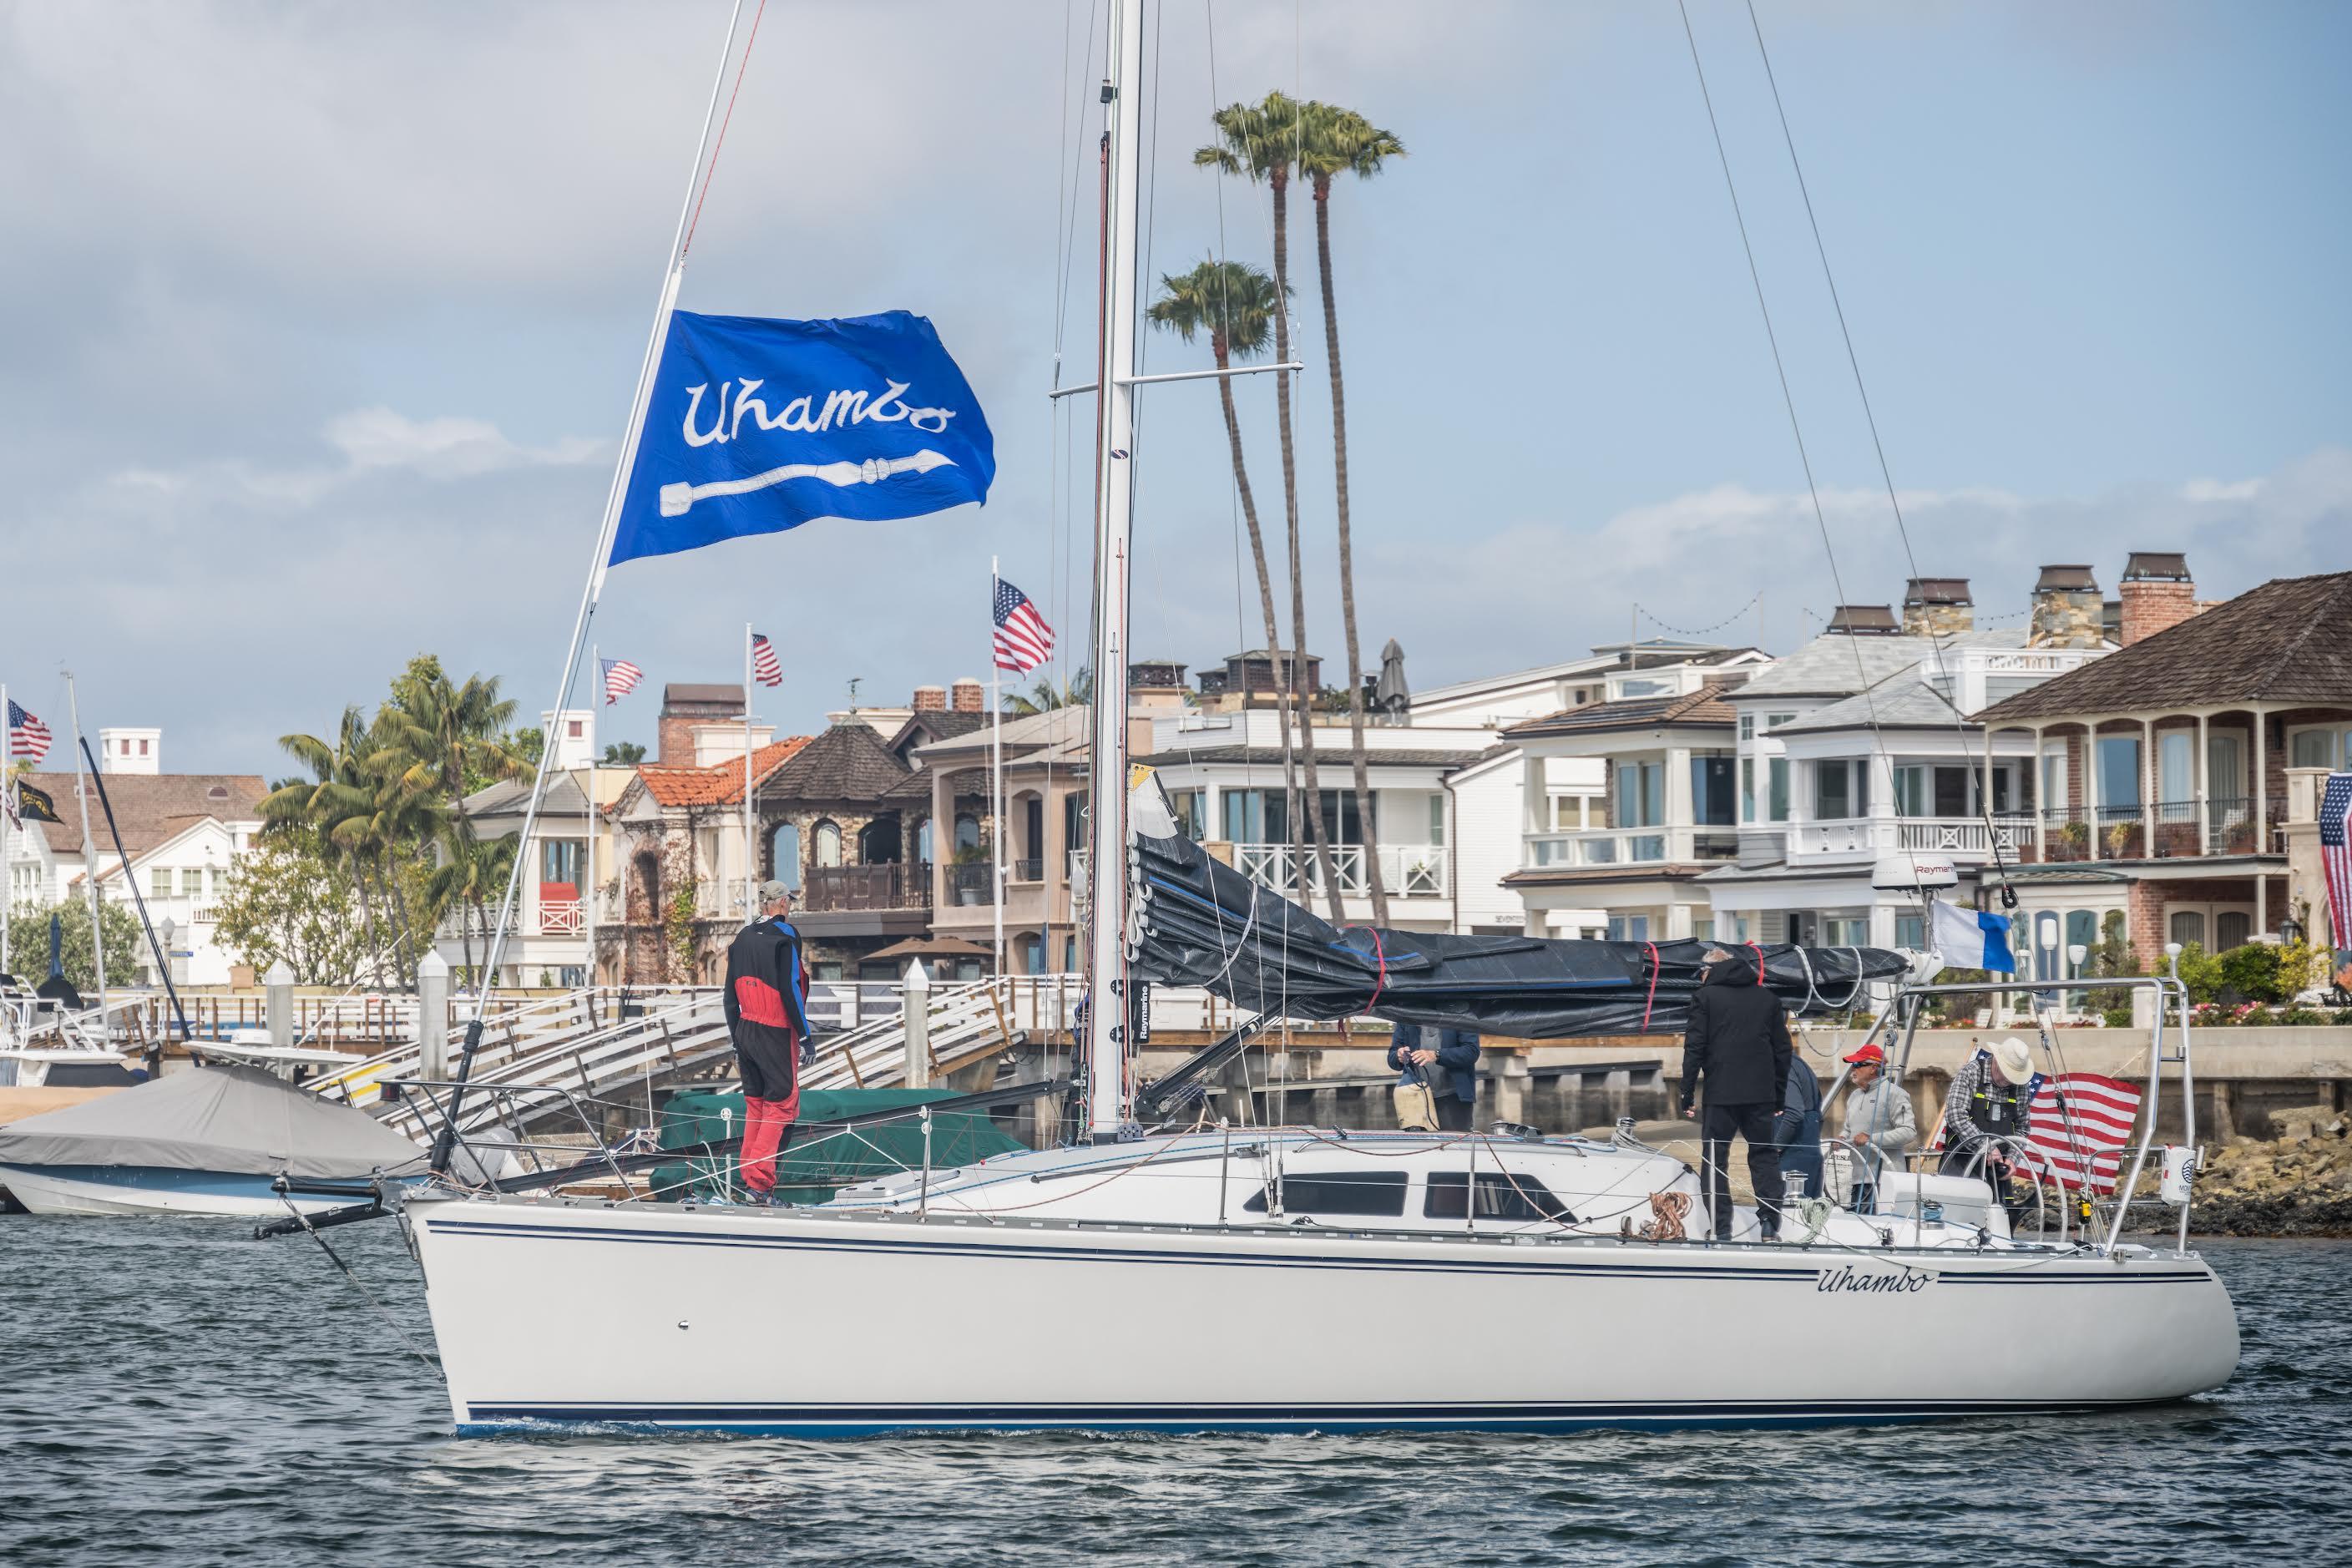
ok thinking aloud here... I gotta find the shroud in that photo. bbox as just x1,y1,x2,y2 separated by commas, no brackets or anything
1129,827,1909,1038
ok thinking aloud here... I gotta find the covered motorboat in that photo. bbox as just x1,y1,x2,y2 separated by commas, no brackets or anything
0,1063,428,1216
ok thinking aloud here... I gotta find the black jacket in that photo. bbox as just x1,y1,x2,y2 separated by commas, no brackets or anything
1388,1024,1481,1104
1679,959,1793,1111
723,918,812,1103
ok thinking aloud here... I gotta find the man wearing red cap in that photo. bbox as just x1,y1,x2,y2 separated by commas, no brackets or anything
1835,1042,1915,1216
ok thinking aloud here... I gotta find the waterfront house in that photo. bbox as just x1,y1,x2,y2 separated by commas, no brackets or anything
1497,646,1773,941
6,729,265,986
1699,574,2107,951
1975,564,2352,968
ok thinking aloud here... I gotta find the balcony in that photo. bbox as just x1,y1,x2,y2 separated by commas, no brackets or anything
1232,843,1452,899
1009,856,1045,883
1521,827,1735,870
948,864,995,908
539,898,583,936
801,863,932,913
1784,816,2030,863
2021,800,2280,864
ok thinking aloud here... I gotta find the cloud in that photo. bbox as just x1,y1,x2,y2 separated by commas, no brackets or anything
2183,477,2263,503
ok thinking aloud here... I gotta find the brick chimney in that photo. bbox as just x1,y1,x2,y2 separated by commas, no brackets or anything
2118,552,2197,646
951,677,985,713
1900,577,1974,636
2027,565,2103,649
657,683,745,764
912,685,948,712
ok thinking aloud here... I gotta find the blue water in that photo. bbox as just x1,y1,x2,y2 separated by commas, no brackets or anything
3,1219,2344,1565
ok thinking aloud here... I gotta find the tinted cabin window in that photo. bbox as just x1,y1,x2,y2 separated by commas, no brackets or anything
1424,1171,1575,1223
1241,1171,1409,1217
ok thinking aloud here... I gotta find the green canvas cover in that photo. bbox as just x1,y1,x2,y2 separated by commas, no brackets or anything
650,1087,1028,1203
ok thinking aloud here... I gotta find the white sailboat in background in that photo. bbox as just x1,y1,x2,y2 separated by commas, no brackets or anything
397,0,2238,1434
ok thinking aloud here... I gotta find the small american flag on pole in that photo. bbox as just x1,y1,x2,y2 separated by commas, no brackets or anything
8,699,51,763
600,658,644,706
992,577,1054,675
2023,1072,2143,1195
750,633,784,687
2319,771,2352,959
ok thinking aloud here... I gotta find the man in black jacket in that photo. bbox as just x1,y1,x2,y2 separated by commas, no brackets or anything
1680,945,1794,1240
723,882,814,1203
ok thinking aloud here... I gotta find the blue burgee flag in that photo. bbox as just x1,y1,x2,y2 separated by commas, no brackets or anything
609,309,994,565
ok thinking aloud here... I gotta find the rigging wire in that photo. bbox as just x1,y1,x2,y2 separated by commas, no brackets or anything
1741,0,2021,908
680,0,769,259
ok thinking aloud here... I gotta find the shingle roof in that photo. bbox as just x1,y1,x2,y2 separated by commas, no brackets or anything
1977,572,2352,722
759,722,911,802
636,736,814,807
1501,685,1737,739
20,771,266,858
888,710,989,752
460,774,592,823
1773,671,1970,734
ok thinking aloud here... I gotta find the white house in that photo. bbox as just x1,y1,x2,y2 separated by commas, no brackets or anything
3,731,267,986
1700,582,2107,950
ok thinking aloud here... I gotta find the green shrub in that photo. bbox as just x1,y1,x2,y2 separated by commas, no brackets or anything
2217,943,2288,1004
2101,1004,2134,1029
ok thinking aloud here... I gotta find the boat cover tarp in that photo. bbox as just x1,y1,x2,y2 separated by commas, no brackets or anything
1130,827,1908,1038
650,1087,1026,1202
0,1063,428,1180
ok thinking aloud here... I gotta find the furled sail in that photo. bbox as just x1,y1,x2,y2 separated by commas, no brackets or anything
1128,825,1909,1038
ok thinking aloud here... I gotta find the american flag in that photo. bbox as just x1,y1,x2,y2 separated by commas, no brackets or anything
2023,1072,2143,1195
992,577,1054,675
750,632,783,687
600,657,643,706
2320,771,2352,959
8,699,51,763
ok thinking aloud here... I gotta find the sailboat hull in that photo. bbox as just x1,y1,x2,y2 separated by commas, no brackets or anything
408,1195,2240,1435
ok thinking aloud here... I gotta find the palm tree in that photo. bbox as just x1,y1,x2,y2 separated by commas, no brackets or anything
427,822,517,982
1000,667,1094,717
380,662,529,837
1300,101,1406,922
1197,91,1343,918
600,741,647,766
1149,260,1288,671
262,708,396,985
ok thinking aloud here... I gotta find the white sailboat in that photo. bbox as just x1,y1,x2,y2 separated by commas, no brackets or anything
397,0,2238,1434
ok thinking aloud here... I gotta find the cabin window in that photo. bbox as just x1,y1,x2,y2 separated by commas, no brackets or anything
1424,1171,1575,1223
1241,1171,1409,1217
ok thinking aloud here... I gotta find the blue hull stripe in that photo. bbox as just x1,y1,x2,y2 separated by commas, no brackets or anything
424,1217,2211,1287
455,1395,2179,1438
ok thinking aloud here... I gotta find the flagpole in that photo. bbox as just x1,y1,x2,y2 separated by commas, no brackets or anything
991,559,1004,978
65,670,107,1022
433,0,750,1175
586,644,599,996
744,621,756,923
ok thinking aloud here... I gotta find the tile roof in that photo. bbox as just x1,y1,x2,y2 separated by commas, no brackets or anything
1501,684,1737,739
635,736,813,807
1978,572,2352,722
758,722,912,802
20,771,267,859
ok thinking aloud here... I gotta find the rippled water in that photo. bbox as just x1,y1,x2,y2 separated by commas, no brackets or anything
3,1218,2344,1565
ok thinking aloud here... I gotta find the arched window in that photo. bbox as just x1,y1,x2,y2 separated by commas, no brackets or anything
812,820,842,868
954,813,980,852
771,822,802,891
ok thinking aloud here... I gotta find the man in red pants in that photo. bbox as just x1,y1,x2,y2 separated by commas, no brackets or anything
722,881,813,1204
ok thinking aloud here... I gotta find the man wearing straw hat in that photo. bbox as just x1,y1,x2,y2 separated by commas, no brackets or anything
1942,1035,2038,1221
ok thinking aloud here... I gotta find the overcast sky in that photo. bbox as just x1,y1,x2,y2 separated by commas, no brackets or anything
5,1,2347,773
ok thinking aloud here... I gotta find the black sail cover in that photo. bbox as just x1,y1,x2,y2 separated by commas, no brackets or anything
1129,825,1908,1039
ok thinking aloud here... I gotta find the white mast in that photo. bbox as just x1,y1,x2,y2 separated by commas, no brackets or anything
743,621,756,921
65,671,106,1017
1080,0,1144,1142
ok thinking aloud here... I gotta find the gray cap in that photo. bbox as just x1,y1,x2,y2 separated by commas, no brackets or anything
758,880,792,902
